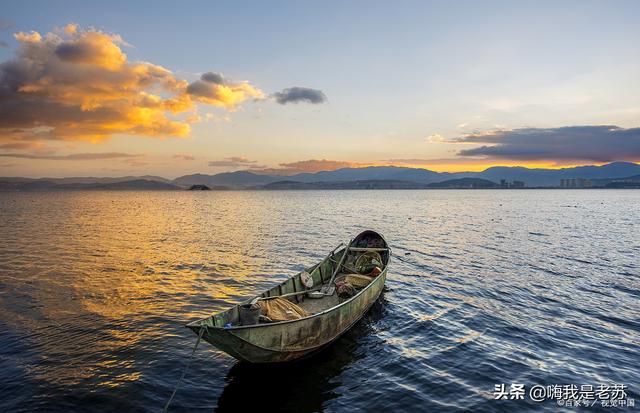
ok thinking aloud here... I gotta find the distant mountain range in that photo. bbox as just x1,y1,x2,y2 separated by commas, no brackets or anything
0,178,181,191
257,178,498,190
1,162,639,190
173,161,640,188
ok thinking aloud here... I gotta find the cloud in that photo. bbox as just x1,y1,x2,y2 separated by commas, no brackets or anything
278,159,354,171
123,158,147,167
185,114,202,124
200,72,225,84
208,156,259,167
426,133,444,143
455,125,640,163
173,153,195,161
0,152,140,160
256,159,359,175
383,158,466,166
0,142,45,151
186,72,263,109
273,87,327,105
0,24,263,146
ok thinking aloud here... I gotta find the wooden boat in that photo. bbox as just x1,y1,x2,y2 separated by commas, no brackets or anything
186,230,390,363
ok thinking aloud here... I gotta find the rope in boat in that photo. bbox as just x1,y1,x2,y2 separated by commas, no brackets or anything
163,326,206,412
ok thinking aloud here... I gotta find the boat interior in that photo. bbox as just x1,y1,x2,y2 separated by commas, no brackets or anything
202,231,389,328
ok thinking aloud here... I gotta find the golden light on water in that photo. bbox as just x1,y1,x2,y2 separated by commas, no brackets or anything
0,191,296,388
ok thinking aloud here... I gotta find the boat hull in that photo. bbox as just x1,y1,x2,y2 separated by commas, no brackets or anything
190,268,386,363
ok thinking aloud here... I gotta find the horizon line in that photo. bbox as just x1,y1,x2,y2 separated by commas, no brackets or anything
1,160,638,180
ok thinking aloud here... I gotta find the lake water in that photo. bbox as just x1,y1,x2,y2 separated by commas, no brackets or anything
0,190,638,412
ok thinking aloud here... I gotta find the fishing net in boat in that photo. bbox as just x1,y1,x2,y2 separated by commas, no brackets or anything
258,297,309,322
336,280,357,298
336,274,374,289
355,251,383,274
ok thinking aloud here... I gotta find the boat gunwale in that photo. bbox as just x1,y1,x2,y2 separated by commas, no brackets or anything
196,277,385,358
186,261,388,331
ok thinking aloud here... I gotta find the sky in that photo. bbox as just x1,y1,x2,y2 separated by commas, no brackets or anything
0,0,639,178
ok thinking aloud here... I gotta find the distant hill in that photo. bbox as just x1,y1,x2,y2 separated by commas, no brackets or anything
3,162,640,190
588,174,640,188
427,178,498,188
0,175,172,185
172,162,640,188
0,179,181,191
605,181,640,188
288,166,450,183
469,162,640,186
173,171,279,187
257,178,498,189
257,180,430,190
591,174,640,187
70,180,181,190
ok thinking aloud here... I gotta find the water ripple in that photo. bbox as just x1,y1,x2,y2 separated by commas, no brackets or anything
0,189,638,412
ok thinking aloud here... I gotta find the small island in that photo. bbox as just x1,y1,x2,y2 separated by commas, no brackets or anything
188,184,211,190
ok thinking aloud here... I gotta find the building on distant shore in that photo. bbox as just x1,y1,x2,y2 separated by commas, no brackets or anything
605,178,640,188
560,178,592,188
500,179,526,188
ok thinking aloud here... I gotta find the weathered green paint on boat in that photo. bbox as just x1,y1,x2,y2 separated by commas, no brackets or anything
186,230,389,363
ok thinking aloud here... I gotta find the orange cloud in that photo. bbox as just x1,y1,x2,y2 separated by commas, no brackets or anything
173,153,196,161
255,159,363,175
208,156,261,168
0,24,263,145
0,152,140,160
187,72,263,109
